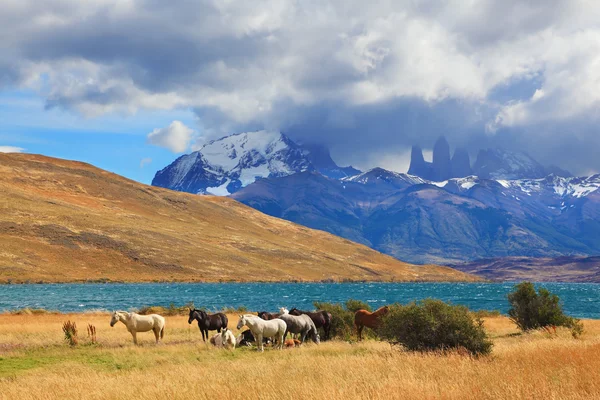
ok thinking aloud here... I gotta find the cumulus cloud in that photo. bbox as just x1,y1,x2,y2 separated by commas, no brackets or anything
139,157,152,168
1,1,600,173
147,121,194,153
0,146,25,153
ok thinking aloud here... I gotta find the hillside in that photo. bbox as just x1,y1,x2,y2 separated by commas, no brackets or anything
0,153,477,283
452,256,600,282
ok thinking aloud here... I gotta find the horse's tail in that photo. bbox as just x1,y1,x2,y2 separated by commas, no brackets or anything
160,325,165,339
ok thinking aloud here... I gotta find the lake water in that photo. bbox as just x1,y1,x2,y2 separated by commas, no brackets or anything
1,282,599,318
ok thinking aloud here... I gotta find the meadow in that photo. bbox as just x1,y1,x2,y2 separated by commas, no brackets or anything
1,312,600,399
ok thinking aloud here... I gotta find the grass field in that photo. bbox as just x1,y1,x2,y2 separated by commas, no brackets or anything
1,312,600,399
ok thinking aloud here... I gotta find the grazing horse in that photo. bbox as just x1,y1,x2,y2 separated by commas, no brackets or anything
278,313,320,344
236,314,286,352
354,305,389,341
109,311,165,345
220,328,236,349
257,307,289,320
288,308,332,341
188,309,228,342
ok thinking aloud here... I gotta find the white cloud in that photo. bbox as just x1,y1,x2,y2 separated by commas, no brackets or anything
0,146,25,153
139,157,152,168
1,0,599,133
146,121,194,153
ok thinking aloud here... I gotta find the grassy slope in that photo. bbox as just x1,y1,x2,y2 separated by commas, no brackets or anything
0,153,478,283
1,313,600,399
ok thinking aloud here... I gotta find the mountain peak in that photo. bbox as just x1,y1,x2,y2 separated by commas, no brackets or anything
152,130,313,195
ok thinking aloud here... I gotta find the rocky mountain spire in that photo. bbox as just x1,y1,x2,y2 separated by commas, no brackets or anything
432,136,452,181
408,145,433,179
451,147,472,178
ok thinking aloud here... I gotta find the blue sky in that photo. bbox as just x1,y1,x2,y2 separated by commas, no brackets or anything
0,89,196,184
2,1,600,180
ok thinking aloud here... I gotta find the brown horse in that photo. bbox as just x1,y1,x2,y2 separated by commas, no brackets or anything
354,305,389,341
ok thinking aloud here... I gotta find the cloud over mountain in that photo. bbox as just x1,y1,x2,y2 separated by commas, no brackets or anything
2,0,600,174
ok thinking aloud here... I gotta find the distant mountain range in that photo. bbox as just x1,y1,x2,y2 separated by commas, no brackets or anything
153,130,600,279
152,130,359,195
408,136,572,181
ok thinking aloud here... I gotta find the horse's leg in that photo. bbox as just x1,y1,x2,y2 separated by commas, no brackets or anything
153,327,160,343
202,329,206,342
131,331,138,345
300,329,307,345
283,328,289,342
356,324,363,341
257,333,264,352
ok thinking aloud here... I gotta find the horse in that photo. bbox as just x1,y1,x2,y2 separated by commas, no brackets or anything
288,308,332,341
109,311,165,345
354,305,390,341
278,313,320,345
236,329,272,347
220,328,236,349
209,333,223,347
188,309,228,342
236,314,286,351
257,307,289,320
284,338,301,348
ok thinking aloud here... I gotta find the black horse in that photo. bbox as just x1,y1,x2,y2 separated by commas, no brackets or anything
238,329,272,347
187,309,228,342
289,308,332,341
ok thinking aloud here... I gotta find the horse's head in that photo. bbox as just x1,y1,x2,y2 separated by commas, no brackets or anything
236,315,246,330
313,332,321,345
288,308,300,316
109,311,120,327
257,311,269,320
279,307,289,315
381,305,390,315
187,308,197,324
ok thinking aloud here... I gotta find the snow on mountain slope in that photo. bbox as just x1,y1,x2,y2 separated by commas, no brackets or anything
343,168,426,187
152,130,313,195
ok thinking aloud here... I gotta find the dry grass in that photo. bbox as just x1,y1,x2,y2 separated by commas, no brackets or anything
1,313,600,399
0,153,478,283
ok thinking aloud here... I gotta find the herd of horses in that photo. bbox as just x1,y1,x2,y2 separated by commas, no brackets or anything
109,305,390,351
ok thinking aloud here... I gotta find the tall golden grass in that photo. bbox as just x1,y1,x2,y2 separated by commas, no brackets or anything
1,313,600,399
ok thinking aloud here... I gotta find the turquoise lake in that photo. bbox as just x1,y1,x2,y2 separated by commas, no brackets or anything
1,282,599,318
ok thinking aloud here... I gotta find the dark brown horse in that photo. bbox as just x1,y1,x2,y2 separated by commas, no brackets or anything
257,311,281,320
187,309,228,342
354,305,389,341
288,308,332,341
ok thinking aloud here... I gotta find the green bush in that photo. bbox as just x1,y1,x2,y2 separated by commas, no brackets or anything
313,299,377,341
345,299,372,313
507,282,583,338
379,300,493,356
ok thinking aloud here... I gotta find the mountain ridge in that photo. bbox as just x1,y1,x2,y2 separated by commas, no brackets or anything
0,153,478,283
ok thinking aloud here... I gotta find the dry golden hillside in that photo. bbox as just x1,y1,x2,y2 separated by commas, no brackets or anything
0,153,478,283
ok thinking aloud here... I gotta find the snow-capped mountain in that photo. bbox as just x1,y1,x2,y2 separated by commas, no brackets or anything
343,168,426,189
152,130,313,195
232,165,600,268
152,130,360,195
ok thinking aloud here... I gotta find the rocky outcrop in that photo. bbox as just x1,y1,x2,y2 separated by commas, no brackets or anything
408,145,433,179
451,148,472,178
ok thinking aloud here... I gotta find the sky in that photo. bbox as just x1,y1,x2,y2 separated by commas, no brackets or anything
2,0,600,183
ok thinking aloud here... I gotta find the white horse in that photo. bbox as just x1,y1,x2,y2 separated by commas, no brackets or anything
221,328,236,349
236,314,286,351
109,311,165,345
209,333,223,347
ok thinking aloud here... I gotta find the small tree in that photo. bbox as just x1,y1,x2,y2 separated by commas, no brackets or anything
379,300,493,356
507,282,583,337
62,321,78,346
